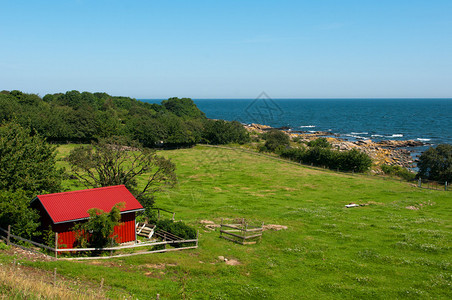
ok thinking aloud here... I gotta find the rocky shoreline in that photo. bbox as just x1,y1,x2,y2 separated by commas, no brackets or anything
244,123,427,169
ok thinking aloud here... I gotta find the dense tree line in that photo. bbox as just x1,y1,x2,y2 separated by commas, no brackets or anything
0,90,249,147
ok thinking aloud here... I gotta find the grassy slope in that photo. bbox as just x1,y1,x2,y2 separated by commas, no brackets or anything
4,145,451,299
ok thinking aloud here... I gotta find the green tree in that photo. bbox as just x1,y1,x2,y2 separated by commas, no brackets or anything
0,190,40,238
74,202,124,248
162,97,206,119
417,144,452,182
339,149,372,173
66,137,177,211
263,130,290,152
0,122,62,196
202,120,250,145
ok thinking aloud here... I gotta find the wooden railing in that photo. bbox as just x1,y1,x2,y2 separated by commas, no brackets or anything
219,218,263,245
0,225,198,260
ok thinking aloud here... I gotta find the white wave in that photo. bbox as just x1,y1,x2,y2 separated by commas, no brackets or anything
387,134,404,138
300,125,316,128
416,138,431,142
351,132,368,135
344,134,366,139
371,134,384,137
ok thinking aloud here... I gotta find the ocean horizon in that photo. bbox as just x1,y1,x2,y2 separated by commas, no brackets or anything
141,98,452,147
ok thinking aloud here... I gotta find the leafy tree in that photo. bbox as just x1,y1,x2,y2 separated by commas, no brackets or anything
74,203,124,248
0,190,40,238
95,109,122,138
339,149,372,173
126,116,165,147
263,129,290,152
202,120,250,145
417,144,452,182
66,137,177,210
0,93,20,121
162,97,206,119
0,121,62,196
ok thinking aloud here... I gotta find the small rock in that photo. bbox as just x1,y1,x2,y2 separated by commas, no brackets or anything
218,256,225,261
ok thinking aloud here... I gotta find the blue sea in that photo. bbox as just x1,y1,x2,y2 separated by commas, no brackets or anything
141,98,452,147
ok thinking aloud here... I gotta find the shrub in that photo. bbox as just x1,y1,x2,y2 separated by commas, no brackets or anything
381,164,416,181
155,219,196,247
280,147,372,173
202,120,250,145
73,203,124,248
307,138,331,148
263,130,290,152
0,240,9,250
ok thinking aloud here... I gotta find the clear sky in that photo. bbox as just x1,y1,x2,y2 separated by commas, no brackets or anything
1,0,451,99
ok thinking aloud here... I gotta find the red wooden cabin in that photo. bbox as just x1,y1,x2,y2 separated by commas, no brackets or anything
31,185,144,249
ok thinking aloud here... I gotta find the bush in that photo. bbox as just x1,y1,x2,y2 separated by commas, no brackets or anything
381,165,416,181
202,120,250,145
280,147,372,173
307,138,331,148
0,240,9,250
73,203,123,248
263,130,290,152
155,219,196,247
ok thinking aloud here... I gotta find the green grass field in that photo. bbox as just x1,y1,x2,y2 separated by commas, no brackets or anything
1,145,451,299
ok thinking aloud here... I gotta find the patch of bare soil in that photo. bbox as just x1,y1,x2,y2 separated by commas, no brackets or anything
405,201,435,210
146,263,166,270
5,247,54,262
217,256,241,265
406,206,419,210
200,220,220,230
263,224,288,231
225,259,241,266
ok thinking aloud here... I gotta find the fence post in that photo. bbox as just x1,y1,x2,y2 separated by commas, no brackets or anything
55,232,58,259
172,212,175,221
418,178,422,188
157,209,160,221
196,230,199,247
445,182,448,191
6,225,10,245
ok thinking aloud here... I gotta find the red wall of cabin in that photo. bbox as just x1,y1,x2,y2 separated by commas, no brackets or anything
52,212,136,249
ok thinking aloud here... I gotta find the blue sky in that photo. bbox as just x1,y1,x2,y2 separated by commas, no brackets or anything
1,0,451,98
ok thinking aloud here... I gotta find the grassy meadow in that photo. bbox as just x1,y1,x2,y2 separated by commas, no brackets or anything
1,145,451,299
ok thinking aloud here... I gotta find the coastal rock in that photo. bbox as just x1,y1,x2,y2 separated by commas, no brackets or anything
376,140,424,148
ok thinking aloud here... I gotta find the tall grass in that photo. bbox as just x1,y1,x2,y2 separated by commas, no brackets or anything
0,261,104,299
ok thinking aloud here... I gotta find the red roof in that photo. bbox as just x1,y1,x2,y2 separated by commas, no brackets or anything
34,185,144,224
